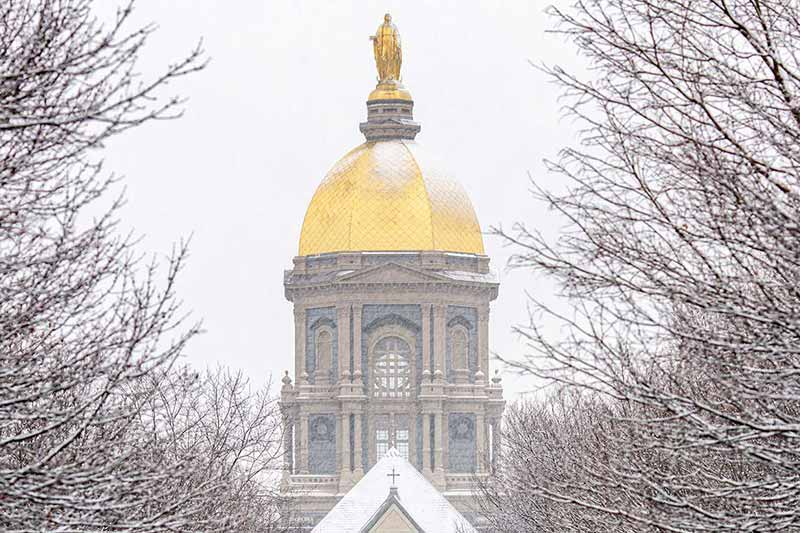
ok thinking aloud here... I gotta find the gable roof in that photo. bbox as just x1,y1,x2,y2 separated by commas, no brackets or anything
361,489,424,533
311,448,477,533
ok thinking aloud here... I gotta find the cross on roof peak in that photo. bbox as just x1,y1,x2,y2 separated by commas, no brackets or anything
387,467,400,487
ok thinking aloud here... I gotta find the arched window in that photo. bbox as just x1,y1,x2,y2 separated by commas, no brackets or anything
372,336,411,398
315,329,332,375
451,327,469,370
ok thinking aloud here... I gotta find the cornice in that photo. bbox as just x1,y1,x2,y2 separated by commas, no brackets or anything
285,280,499,302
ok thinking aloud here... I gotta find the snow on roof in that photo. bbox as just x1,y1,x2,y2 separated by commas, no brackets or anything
311,448,477,533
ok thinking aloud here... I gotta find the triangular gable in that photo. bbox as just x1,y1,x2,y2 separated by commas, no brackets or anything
311,448,477,533
361,490,425,533
369,506,417,533
336,263,448,285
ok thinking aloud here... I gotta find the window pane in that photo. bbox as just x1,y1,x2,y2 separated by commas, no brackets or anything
373,336,412,398
397,441,409,460
377,442,389,459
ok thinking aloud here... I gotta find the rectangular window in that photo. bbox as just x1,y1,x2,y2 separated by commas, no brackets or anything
376,429,389,460
396,428,409,461
376,414,390,462
375,416,412,462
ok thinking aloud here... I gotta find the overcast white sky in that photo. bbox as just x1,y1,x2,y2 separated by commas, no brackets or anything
100,0,584,399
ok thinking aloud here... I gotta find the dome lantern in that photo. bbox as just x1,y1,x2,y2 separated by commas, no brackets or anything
360,14,420,142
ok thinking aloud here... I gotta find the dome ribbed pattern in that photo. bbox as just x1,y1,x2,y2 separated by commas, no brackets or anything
298,140,484,256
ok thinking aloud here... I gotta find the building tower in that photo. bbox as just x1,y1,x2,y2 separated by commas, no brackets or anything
279,14,504,530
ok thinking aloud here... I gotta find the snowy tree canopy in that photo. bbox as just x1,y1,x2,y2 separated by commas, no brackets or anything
481,1,800,531
0,2,287,531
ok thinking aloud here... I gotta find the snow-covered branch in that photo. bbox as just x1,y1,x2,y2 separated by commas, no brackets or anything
483,1,800,531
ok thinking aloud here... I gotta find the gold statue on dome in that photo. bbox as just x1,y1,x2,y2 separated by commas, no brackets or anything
370,14,402,81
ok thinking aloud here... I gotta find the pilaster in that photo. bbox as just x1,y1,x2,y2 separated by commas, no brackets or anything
294,305,306,379
476,411,486,474
433,304,446,383
338,412,351,491
441,411,449,475
282,414,294,481
422,413,432,472
353,411,364,479
299,413,309,474
433,411,445,486
490,417,501,473
421,304,431,381
478,303,490,378
353,304,363,388
337,304,351,382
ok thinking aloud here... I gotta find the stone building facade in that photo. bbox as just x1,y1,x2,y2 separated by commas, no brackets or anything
279,15,505,531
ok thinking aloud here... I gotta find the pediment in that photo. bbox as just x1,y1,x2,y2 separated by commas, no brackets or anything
368,504,420,532
336,263,448,285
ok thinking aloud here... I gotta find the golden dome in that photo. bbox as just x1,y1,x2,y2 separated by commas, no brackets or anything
299,140,484,256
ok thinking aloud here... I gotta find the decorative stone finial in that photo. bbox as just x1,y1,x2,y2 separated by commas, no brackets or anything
491,369,503,385
281,370,292,386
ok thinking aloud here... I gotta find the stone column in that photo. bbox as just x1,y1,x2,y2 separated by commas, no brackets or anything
490,418,499,472
283,415,294,475
493,418,503,471
352,304,363,387
433,304,446,382
434,412,444,474
421,304,431,380
339,413,350,473
299,413,309,474
353,412,364,478
422,413,432,472
478,304,490,378
337,304,351,381
294,306,306,379
441,412,449,473
338,411,351,492
335,414,342,472
476,412,486,474
293,419,301,474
